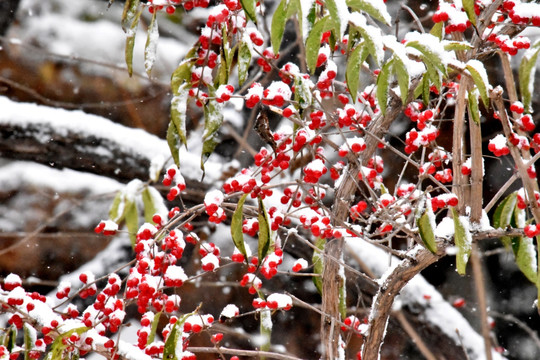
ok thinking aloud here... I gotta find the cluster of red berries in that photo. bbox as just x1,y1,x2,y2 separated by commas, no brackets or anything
431,194,459,212
488,134,510,157
256,48,279,73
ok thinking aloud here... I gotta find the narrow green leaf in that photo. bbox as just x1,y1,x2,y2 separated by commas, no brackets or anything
345,43,367,103
462,0,477,26
170,84,190,148
231,193,250,262
467,89,480,125
493,192,517,247
294,75,314,108
339,280,347,319
124,7,142,76
166,120,181,167
201,98,224,170
312,238,325,294
443,41,474,52
23,324,33,360
376,59,393,115
171,59,195,93
425,62,442,94
163,312,194,360
515,236,537,283
271,0,288,54
125,200,138,246
417,208,437,253
326,0,344,41
6,326,17,352
346,0,391,25
121,0,140,31
49,327,89,360
518,42,540,113
147,311,162,345
451,208,472,275
144,10,159,77
305,16,329,73
240,0,257,23
238,41,251,86
421,73,430,105
353,24,383,66
260,309,272,352
465,60,490,108
430,21,443,40
392,55,410,105
109,191,125,223
258,196,272,261
406,38,447,76
142,187,158,224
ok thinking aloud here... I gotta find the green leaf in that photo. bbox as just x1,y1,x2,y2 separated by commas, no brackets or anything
171,59,195,93
144,10,159,77
518,41,540,113
451,208,472,275
125,200,139,246
430,21,443,40
421,73,430,105
260,309,272,353
406,37,447,76
462,0,477,26
109,191,125,223
305,16,330,73
465,60,490,108
417,207,437,253
345,43,368,103
376,59,393,115
124,7,142,76
258,196,272,261
312,238,325,294
147,311,162,345
392,55,410,105
346,0,391,25
326,0,344,41
294,75,314,109
467,89,480,125
167,120,181,167
240,0,257,23
271,0,288,54
121,0,140,31
425,62,442,94
339,280,347,319
170,84,190,150
201,98,224,170
142,187,158,224
163,312,194,360
515,236,537,283
231,193,250,262
238,41,251,86
493,192,517,230
353,24,383,66
24,324,33,360
443,41,474,52
48,327,89,360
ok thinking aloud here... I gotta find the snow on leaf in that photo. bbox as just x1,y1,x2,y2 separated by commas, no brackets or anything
300,0,316,42
518,41,540,114
144,10,159,77
493,192,517,230
465,59,491,108
124,5,142,77
231,193,250,262
201,98,224,171
443,40,474,52
405,32,447,76
417,202,437,253
121,0,140,32
326,0,349,41
515,236,538,283
349,13,384,66
451,208,472,275
238,40,252,86
259,309,272,351
163,312,193,360
346,0,391,25
467,88,480,125
294,75,314,108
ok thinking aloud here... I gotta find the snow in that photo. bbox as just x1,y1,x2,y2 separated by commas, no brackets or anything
266,293,293,308
220,304,239,318
300,0,316,41
345,237,507,360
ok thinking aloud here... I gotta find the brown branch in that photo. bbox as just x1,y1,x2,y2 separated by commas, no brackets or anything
186,346,304,360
